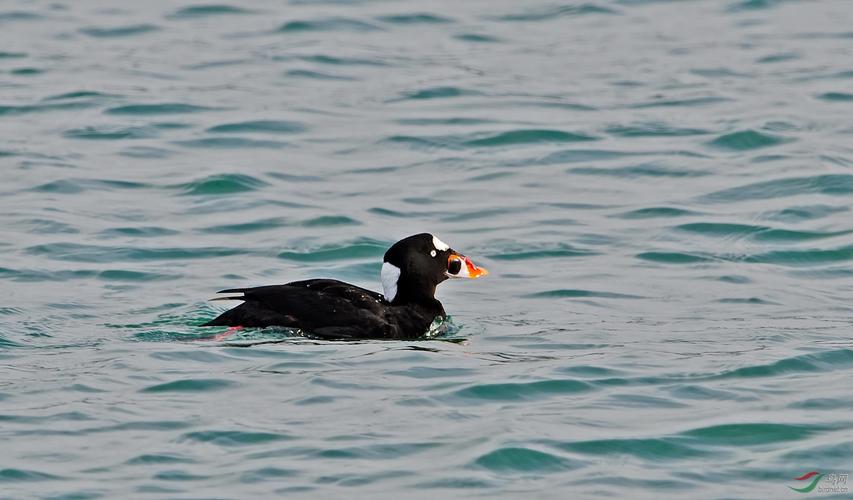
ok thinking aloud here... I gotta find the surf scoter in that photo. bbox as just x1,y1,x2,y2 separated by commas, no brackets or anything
202,233,488,339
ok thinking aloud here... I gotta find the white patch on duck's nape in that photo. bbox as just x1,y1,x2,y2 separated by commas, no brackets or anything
381,262,401,302
432,235,449,251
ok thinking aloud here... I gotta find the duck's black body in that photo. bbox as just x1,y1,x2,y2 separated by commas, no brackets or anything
202,279,444,340
201,233,487,340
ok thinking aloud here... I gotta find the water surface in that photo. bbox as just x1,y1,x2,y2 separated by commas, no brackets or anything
2,0,853,497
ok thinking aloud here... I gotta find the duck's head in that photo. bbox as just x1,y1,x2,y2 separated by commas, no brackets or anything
381,233,488,304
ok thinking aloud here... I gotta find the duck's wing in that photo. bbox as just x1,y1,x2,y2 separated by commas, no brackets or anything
202,279,391,335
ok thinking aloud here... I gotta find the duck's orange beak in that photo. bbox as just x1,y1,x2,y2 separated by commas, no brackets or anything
447,251,489,279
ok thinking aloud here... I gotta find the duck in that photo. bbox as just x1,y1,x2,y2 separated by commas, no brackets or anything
201,233,488,339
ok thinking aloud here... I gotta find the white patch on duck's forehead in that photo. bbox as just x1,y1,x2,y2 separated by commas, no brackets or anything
380,262,401,302
431,235,450,251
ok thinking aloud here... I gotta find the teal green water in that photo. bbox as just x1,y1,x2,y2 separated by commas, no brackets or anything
2,0,853,498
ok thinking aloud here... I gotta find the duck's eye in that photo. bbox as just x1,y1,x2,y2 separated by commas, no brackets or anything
447,258,462,275
430,250,437,257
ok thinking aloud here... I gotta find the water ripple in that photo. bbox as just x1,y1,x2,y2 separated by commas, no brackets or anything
700,174,853,203
448,379,593,402
26,243,247,262
179,174,269,195
278,17,381,33
707,130,789,151
180,430,292,446
278,239,387,262
377,13,453,24
169,5,255,19
105,103,219,115
495,4,618,22
674,222,852,242
206,120,306,134
80,24,160,38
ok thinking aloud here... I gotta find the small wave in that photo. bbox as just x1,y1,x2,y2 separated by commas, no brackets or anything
173,137,287,149
0,267,96,282
465,129,596,147
630,96,730,108
699,174,853,203
377,13,453,24
199,217,287,234
120,146,176,159
285,69,356,80
636,252,714,264
169,5,255,19
615,207,701,219
314,442,438,460
396,117,494,126
535,148,639,165
396,86,483,101
605,122,709,137
679,422,825,446
757,52,799,63
64,125,159,140
292,54,387,66
0,11,44,23
241,467,299,483
386,130,594,150
97,270,181,282
153,470,210,481
707,129,789,151
817,91,853,102
80,24,160,38
441,207,524,222
744,246,853,266
178,173,269,195
525,289,643,299
13,219,77,234
31,178,150,194
727,0,784,12
206,120,306,134
382,135,460,150
557,437,714,459
454,33,501,43
141,378,236,393
99,226,179,238
761,204,848,222
10,67,43,76
300,215,361,227
180,430,293,446
26,243,246,262
0,468,62,482
0,267,178,282
105,103,218,115
278,17,381,33
495,4,618,22
0,101,95,116
448,379,593,402
125,453,196,465
473,447,576,473
715,297,778,305
277,239,387,262
569,163,707,178
488,243,596,260
673,222,851,242
42,90,117,101
691,67,749,78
